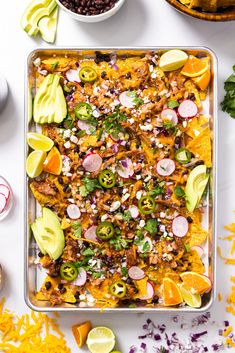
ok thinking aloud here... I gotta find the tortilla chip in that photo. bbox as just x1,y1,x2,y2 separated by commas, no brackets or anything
36,276,77,304
189,223,208,246
134,277,148,299
187,127,212,167
184,81,202,109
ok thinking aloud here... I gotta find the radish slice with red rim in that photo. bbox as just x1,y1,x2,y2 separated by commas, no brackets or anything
156,158,175,176
128,266,145,280
82,153,103,172
84,226,98,242
140,282,154,300
119,91,135,108
71,267,87,286
117,158,134,178
0,184,10,200
161,108,178,126
67,204,81,219
191,245,204,258
172,216,189,238
66,69,81,83
77,120,93,135
0,193,7,214
178,100,198,119
128,205,139,219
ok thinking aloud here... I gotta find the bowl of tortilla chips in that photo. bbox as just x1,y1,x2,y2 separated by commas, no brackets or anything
165,0,235,21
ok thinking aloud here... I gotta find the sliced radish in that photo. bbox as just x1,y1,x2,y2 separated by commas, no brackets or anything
178,100,198,119
82,153,103,172
119,91,135,108
117,158,134,178
0,184,10,200
191,245,204,258
172,216,189,238
71,267,87,286
128,205,139,219
84,226,98,242
66,69,81,83
161,108,178,126
0,193,7,214
128,266,145,280
67,204,81,219
138,237,153,253
77,120,93,135
140,282,154,300
156,158,175,176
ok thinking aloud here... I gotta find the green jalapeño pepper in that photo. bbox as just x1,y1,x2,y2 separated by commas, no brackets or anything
60,262,78,282
96,221,115,240
75,102,93,120
79,67,98,83
110,281,127,298
138,195,156,215
175,148,192,164
98,170,116,189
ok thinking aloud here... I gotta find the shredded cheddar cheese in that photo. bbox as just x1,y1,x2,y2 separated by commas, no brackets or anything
0,298,71,352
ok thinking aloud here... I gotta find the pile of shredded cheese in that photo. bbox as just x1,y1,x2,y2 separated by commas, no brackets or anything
0,298,71,352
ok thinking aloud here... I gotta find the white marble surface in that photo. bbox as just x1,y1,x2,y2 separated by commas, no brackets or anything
1,0,235,351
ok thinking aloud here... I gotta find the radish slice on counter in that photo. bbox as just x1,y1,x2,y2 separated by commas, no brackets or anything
77,120,93,135
161,108,178,126
128,205,139,219
178,100,198,118
82,153,103,172
0,184,10,200
172,216,189,238
191,245,204,258
128,266,145,280
84,226,98,242
67,204,81,219
117,158,134,178
0,193,7,214
156,158,175,176
140,282,154,300
71,267,87,286
119,91,135,108
66,69,81,83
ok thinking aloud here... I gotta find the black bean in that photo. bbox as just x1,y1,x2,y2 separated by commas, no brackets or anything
187,216,193,224
38,251,44,258
101,71,107,79
63,184,70,192
58,176,63,185
125,72,132,79
74,291,80,300
58,283,64,290
74,146,80,153
45,281,52,290
60,287,67,294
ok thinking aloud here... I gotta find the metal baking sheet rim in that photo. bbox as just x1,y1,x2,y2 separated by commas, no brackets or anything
24,47,218,312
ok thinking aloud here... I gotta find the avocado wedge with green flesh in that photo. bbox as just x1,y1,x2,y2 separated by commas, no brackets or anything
38,6,58,43
33,74,67,124
31,218,47,255
185,165,209,213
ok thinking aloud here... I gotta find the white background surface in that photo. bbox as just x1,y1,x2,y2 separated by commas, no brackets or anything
1,0,235,351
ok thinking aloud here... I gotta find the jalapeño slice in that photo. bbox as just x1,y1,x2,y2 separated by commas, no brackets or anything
60,262,78,282
96,221,115,240
175,148,192,164
138,195,156,215
98,170,116,189
75,102,93,120
110,281,127,298
79,67,98,83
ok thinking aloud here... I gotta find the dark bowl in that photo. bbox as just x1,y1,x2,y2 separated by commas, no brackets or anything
165,0,235,21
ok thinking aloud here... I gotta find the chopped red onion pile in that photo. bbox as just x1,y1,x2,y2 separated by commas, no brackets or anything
129,313,234,353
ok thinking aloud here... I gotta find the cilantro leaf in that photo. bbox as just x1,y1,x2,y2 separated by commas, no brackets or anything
221,66,235,119
144,219,158,235
121,267,128,276
150,182,164,197
72,221,82,238
184,243,190,252
142,240,150,253
79,177,102,197
51,61,59,71
174,186,185,198
167,100,179,109
63,114,74,129
126,90,144,107
82,248,95,257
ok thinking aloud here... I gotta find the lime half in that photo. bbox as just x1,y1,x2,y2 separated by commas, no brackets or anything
26,150,47,178
159,50,188,72
27,132,54,152
87,327,116,353
179,283,202,308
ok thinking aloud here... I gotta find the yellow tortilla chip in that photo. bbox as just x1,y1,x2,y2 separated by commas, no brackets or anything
184,81,202,109
134,277,148,299
36,276,76,304
187,127,212,167
188,222,208,246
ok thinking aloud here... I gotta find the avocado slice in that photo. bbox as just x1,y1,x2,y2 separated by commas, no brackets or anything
185,165,209,213
38,6,58,43
31,218,47,255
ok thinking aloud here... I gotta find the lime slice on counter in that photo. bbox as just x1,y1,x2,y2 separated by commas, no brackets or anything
27,132,54,151
87,327,115,353
26,150,47,178
159,50,188,71
179,283,202,308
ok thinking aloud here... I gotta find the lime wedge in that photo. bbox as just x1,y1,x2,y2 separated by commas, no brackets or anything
87,327,115,353
26,150,47,178
159,50,188,72
179,283,202,308
27,132,54,151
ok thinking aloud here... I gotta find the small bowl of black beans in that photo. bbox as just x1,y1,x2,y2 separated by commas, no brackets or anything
56,0,126,22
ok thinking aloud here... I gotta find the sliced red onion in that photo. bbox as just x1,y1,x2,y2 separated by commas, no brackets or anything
172,216,189,238
77,120,93,135
66,69,81,83
156,159,175,176
112,144,118,154
178,100,198,119
161,108,178,126
82,153,103,172
117,158,134,178
119,91,135,108
140,282,154,300
128,205,139,219
71,267,87,286
190,245,204,258
0,184,10,200
67,204,81,219
84,226,98,242
128,266,145,280
0,193,7,214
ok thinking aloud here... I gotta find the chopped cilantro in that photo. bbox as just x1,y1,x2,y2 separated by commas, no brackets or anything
126,90,144,107
123,210,132,221
72,221,82,238
77,130,86,138
174,186,185,198
109,236,131,251
150,182,164,197
221,65,235,119
144,219,158,235
82,248,95,257
92,272,102,279
63,114,74,129
184,243,190,252
79,177,102,197
121,267,128,277
167,100,179,109
51,61,59,71
163,122,174,130
142,240,151,253
103,108,127,136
